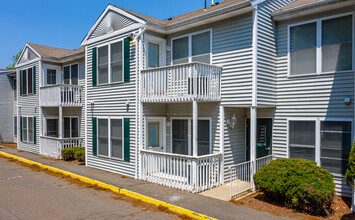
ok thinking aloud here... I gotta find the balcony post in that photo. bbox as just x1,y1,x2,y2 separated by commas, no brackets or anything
192,98,198,191
59,105,63,139
220,105,225,184
250,106,257,191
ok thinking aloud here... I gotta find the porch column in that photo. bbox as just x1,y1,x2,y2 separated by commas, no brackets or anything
138,34,144,180
59,106,63,139
192,99,198,157
250,106,257,191
219,105,225,184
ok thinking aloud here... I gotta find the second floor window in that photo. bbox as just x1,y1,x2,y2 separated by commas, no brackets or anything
47,69,57,85
22,68,33,95
289,14,353,75
64,64,78,85
172,30,211,65
97,41,123,84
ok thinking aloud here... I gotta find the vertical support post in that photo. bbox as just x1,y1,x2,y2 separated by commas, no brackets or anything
220,105,225,184
250,106,257,191
59,106,63,139
138,34,144,180
192,98,198,191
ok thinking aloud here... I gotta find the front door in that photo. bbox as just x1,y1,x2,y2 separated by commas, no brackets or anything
246,118,272,160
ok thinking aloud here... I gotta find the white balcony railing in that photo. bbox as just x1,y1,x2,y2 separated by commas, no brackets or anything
141,62,222,102
140,149,223,193
40,84,83,107
40,136,83,159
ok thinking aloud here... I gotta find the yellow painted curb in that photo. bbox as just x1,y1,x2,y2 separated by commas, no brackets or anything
0,151,217,220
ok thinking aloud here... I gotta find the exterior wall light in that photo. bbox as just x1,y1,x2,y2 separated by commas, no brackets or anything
226,114,237,129
344,97,352,105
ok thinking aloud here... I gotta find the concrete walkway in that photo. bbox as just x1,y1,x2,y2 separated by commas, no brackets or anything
0,146,289,220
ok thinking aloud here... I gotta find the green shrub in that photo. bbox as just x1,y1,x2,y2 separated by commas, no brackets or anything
61,147,85,161
254,159,335,215
74,148,85,162
345,141,355,188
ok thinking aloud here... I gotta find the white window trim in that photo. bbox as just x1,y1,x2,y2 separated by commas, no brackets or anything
42,64,61,87
64,116,80,138
146,34,167,68
96,39,125,85
45,117,59,137
287,117,353,177
170,117,212,156
171,29,213,65
287,12,355,77
21,67,34,95
63,63,80,85
145,117,166,151
97,116,124,160
22,116,34,143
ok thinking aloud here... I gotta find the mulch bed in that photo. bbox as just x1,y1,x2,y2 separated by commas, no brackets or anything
0,143,17,149
232,192,355,220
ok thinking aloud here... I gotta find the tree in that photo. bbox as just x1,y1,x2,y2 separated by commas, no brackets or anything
345,141,355,188
6,49,22,69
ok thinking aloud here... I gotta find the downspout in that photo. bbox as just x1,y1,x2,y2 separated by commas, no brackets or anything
135,24,147,179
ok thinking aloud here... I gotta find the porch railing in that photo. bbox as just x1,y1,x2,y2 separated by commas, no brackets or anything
140,149,223,193
40,84,83,107
229,154,274,199
40,136,83,158
141,62,222,102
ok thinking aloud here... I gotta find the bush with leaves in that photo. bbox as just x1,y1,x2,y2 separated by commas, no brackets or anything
254,159,335,215
61,147,85,161
74,148,85,162
345,141,355,188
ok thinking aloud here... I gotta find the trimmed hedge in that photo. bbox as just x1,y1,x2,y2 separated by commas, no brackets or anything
345,141,355,188
254,159,335,215
61,147,85,162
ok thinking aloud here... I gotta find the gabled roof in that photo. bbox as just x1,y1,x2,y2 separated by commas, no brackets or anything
28,43,84,59
274,0,330,14
114,0,250,27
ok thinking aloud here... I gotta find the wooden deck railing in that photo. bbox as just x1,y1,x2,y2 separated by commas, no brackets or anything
141,62,222,102
40,136,83,159
40,84,83,107
140,149,223,193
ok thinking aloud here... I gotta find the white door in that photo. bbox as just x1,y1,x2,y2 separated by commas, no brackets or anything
146,117,166,152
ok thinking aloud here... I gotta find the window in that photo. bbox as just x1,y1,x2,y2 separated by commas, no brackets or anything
47,69,57,85
289,14,353,75
21,67,33,95
321,121,352,175
22,117,34,142
148,122,160,148
64,117,79,138
13,79,17,99
14,116,17,136
97,41,124,84
172,30,211,65
98,118,123,159
198,120,210,156
64,64,78,85
289,121,316,161
289,119,352,175
148,42,160,68
46,119,58,137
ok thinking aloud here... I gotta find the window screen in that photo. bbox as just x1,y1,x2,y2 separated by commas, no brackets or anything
22,69,27,95
322,15,352,72
321,121,352,174
64,66,70,84
148,122,160,148
289,121,316,161
290,23,317,75
98,45,109,84
47,119,58,137
148,42,160,68
192,32,211,64
47,69,56,85
71,64,78,85
28,117,33,142
14,116,17,136
64,117,70,138
98,119,108,156
23,118,28,141
111,42,123,82
173,37,189,65
172,119,189,155
198,120,210,156
111,119,123,158
71,118,79,137
27,68,33,94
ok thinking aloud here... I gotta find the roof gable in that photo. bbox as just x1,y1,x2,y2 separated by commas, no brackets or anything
17,45,40,65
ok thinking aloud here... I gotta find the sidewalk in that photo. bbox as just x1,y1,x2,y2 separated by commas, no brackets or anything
0,146,289,220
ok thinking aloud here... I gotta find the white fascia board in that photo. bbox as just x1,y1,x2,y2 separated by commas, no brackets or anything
81,5,146,46
15,57,41,69
15,44,42,67
83,23,144,46
251,0,268,8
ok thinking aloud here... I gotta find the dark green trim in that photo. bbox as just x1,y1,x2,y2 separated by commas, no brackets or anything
92,48,97,86
33,66,36,94
33,116,36,144
124,38,130,82
20,70,23,96
20,116,23,142
92,117,97,156
124,118,130,162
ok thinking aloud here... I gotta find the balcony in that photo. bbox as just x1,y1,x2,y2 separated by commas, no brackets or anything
40,84,83,107
141,62,222,103
40,136,83,158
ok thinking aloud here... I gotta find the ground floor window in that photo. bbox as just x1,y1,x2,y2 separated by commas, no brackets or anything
64,117,79,138
98,118,123,159
288,119,352,175
171,118,211,156
22,117,34,143
46,119,58,137
14,116,17,136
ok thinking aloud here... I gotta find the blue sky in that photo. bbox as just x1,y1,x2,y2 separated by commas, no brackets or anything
0,0,213,68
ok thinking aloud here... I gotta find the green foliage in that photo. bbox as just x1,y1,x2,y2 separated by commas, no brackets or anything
6,49,22,69
61,147,85,161
345,141,355,188
254,159,335,215
74,148,85,162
